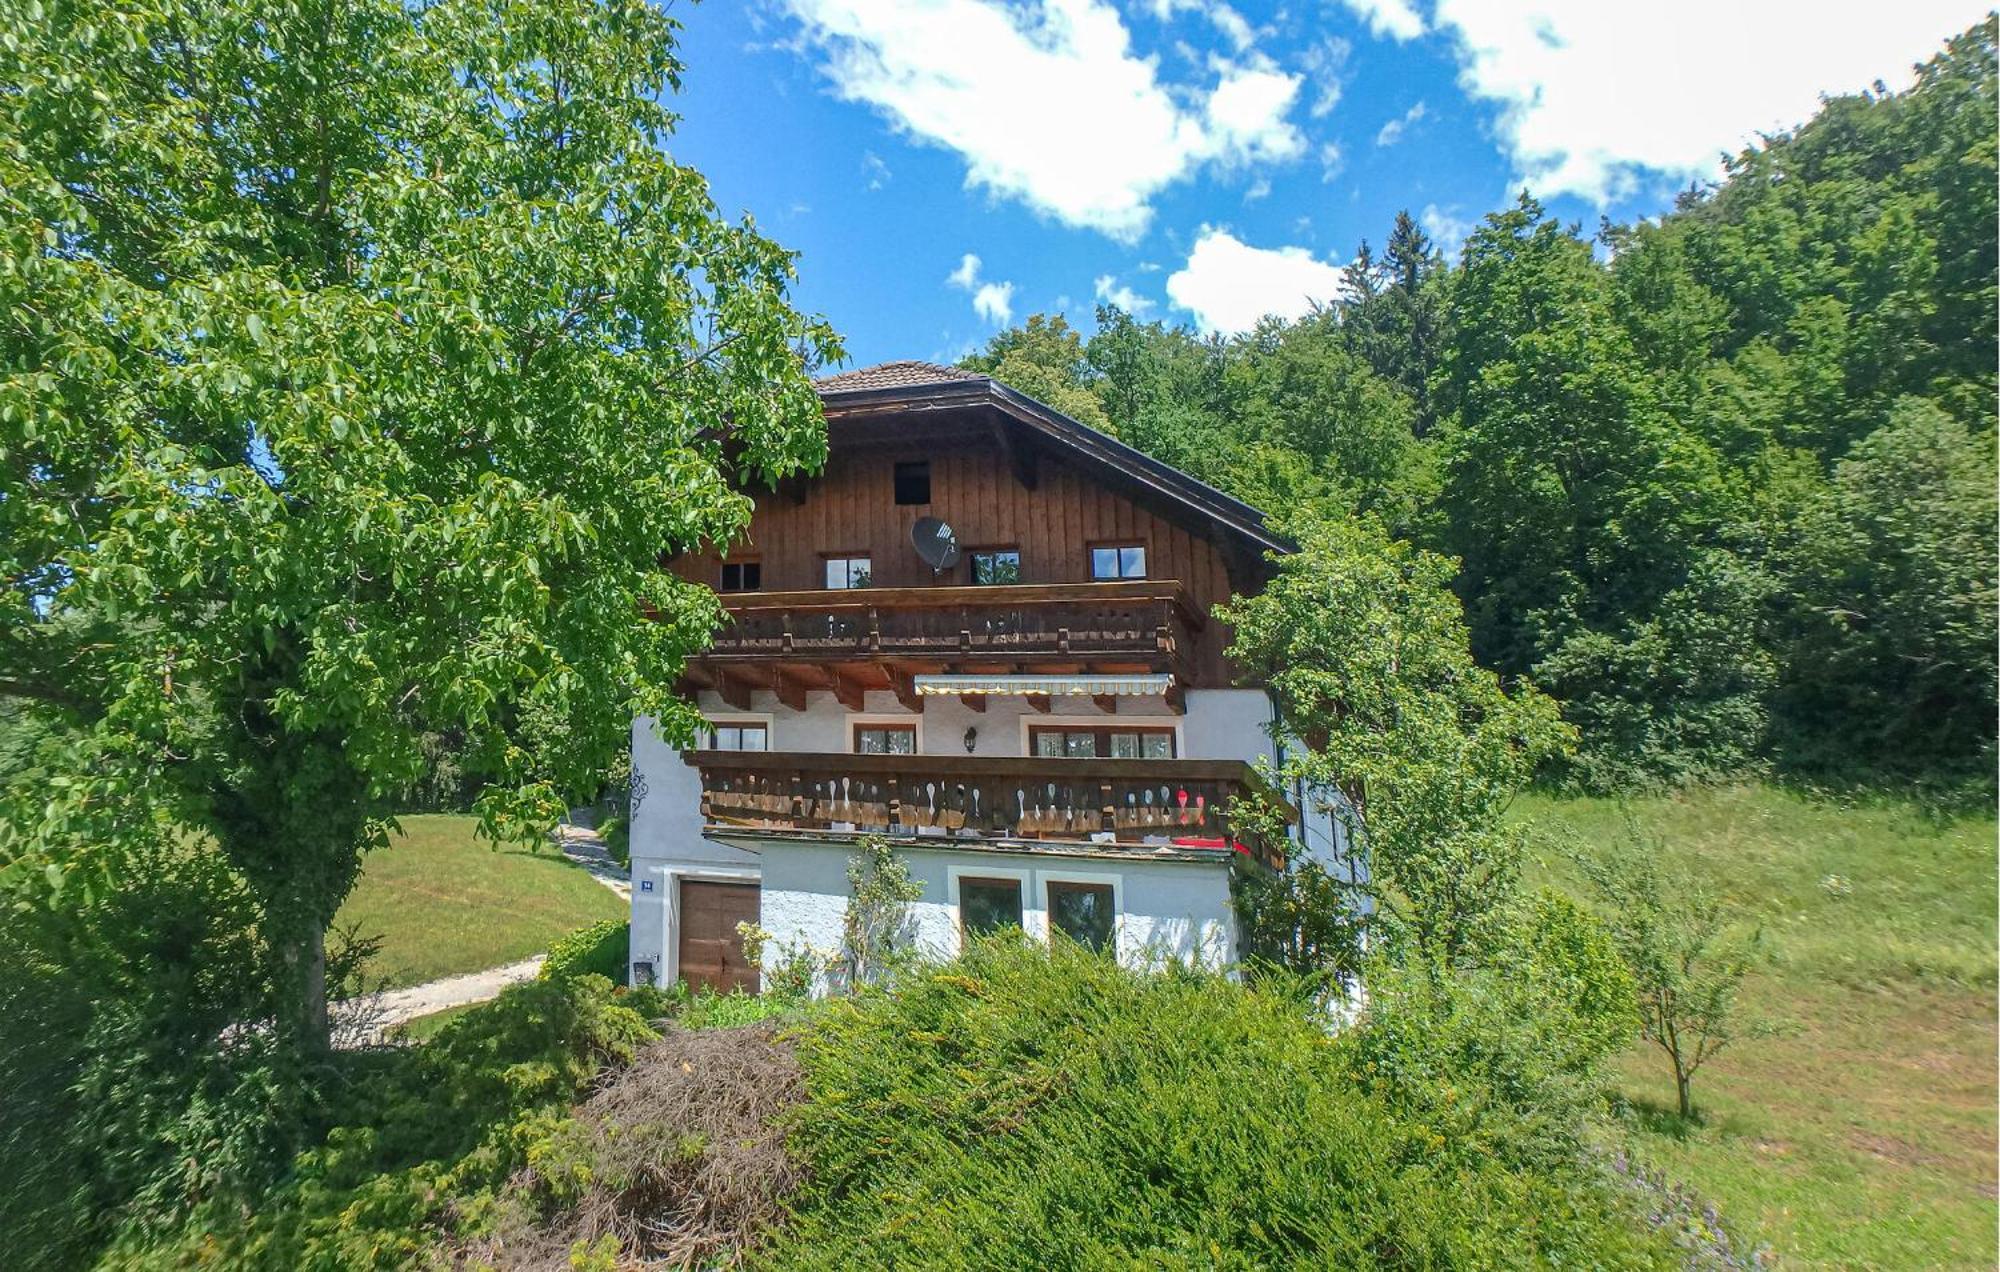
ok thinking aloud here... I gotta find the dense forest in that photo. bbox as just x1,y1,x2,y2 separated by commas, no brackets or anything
964,20,1998,795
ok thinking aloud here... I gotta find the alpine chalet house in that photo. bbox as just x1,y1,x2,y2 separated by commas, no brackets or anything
627,361,1345,991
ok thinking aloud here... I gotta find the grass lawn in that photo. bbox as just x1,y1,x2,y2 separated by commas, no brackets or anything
1521,785,1997,1269
386,1000,484,1043
335,814,625,990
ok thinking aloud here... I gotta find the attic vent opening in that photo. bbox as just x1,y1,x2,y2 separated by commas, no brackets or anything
894,460,931,505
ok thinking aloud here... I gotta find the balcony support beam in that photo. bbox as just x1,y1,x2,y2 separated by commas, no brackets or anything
992,419,1039,490
692,581,1202,686
714,668,754,712
828,666,866,712
772,669,808,713
887,666,925,713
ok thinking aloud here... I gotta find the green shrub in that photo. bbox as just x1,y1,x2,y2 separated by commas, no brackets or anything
765,936,1673,1268
1516,888,1642,1068
100,974,655,1269
0,838,287,1269
597,812,629,868
667,983,810,1031
1345,961,1607,1175
542,919,629,985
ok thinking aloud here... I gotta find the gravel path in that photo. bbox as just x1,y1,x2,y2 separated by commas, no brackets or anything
334,955,546,1047
553,824,631,899
333,823,627,1048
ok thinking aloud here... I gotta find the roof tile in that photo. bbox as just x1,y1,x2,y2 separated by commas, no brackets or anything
814,360,987,393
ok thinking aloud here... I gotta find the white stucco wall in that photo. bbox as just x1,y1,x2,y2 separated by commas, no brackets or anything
627,714,763,985
681,684,1278,759
757,838,1236,980
627,682,1364,984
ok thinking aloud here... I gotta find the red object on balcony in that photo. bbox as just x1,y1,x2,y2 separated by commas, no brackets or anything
1169,836,1251,855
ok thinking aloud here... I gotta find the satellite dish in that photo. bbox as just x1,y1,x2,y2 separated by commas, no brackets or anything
912,516,961,571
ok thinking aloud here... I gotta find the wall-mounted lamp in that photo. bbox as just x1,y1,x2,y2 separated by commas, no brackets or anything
963,726,979,754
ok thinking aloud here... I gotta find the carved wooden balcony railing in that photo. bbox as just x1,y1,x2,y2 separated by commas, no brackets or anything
688,750,1289,872
699,581,1200,670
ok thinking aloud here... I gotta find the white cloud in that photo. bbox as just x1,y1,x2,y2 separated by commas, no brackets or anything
1207,4,1257,51
1336,0,1426,42
1166,227,1346,333
973,281,1015,324
930,333,983,364
1429,0,1989,204
948,253,1015,325
1147,0,1258,51
1318,141,1345,183
1374,99,1426,146
1419,203,1475,259
1204,61,1309,163
782,0,1305,238
862,150,892,189
947,252,983,291
1300,35,1350,118
1243,176,1272,203
1093,273,1158,316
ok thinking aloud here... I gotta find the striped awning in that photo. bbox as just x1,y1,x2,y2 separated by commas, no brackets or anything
914,673,1174,697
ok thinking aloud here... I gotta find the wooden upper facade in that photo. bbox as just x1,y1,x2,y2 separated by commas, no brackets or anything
675,363,1287,709
670,364,1294,866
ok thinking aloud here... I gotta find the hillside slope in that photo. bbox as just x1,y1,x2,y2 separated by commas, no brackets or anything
1524,785,1998,1266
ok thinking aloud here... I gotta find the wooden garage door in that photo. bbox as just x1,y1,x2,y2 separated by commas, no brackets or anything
678,881,761,993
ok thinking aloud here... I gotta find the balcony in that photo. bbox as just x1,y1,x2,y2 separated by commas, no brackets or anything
688,750,1290,872
698,580,1200,673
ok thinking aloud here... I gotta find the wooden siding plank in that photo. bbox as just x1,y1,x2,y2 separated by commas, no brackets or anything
667,426,1249,686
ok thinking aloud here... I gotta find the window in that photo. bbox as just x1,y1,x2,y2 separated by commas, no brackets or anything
853,724,916,755
969,549,1021,586
1030,726,1175,759
1090,544,1147,580
959,877,1024,936
1047,881,1115,952
709,723,768,751
893,460,932,505
719,560,761,592
824,555,872,589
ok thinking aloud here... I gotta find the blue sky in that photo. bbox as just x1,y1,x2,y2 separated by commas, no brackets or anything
660,0,1989,368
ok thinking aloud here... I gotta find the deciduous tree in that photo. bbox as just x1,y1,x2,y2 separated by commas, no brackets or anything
1223,514,1572,969
959,313,1110,429
0,0,838,1051
1571,832,1764,1119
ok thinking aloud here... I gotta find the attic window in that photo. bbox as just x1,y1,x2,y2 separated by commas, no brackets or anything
894,460,931,505
1091,544,1147,580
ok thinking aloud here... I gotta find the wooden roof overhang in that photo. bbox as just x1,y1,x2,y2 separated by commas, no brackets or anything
682,578,1201,714
815,377,1293,588
684,654,1189,716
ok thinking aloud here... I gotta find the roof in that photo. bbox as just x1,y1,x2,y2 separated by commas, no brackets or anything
812,364,1292,559
813,360,987,393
